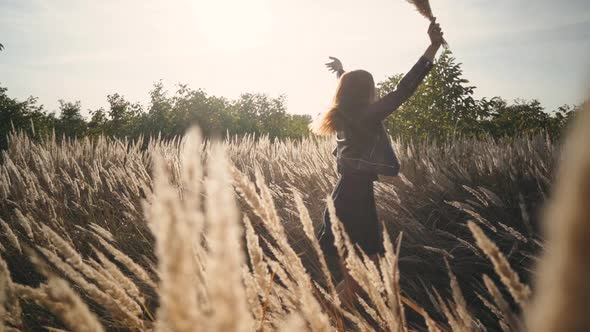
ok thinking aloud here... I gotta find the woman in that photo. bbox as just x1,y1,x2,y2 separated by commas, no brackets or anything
311,19,444,305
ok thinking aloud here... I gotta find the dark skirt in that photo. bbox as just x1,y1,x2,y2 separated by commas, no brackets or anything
318,170,383,257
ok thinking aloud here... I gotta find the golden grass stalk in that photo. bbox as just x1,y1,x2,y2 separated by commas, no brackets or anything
15,280,105,332
475,292,510,332
526,102,590,332
44,278,106,332
149,152,201,332
445,259,472,329
467,221,531,307
482,274,519,330
38,247,143,328
0,259,7,332
233,166,333,330
242,267,263,324
433,289,461,331
13,209,34,240
0,218,21,254
0,257,22,329
291,190,339,304
203,143,253,331
39,225,142,318
405,0,449,47
95,237,157,291
424,311,443,332
93,247,145,305
380,230,405,329
88,223,114,243
277,313,306,332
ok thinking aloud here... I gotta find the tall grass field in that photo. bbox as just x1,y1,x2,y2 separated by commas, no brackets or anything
0,104,589,331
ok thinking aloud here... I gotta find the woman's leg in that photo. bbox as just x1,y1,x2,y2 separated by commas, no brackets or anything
318,176,344,257
335,177,383,306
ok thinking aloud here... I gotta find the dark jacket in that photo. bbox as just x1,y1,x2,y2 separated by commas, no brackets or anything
332,56,434,177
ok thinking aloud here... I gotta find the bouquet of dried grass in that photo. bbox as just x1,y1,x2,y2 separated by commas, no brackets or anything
406,0,448,47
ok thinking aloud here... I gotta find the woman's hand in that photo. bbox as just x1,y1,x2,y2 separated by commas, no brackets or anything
423,18,444,61
428,18,444,46
325,57,344,75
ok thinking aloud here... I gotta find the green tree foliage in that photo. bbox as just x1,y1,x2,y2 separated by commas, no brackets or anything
55,100,87,138
478,98,577,138
378,50,578,140
0,82,311,149
0,86,56,149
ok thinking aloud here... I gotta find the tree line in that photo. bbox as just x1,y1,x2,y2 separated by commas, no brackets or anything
0,50,580,150
0,82,311,150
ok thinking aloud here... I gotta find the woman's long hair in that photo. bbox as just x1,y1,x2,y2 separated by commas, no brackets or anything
310,70,376,135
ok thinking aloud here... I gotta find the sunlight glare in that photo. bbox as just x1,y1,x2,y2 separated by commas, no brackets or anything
188,0,273,52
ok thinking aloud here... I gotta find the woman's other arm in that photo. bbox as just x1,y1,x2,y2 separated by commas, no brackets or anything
326,56,345,79
362,20,444,123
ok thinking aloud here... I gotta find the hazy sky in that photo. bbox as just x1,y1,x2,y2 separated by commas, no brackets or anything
1,0,589,118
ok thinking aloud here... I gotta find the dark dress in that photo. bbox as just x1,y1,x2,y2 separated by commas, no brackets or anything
319,168,383,257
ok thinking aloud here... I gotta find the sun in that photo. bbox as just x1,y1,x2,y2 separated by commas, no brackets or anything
188,0,273,51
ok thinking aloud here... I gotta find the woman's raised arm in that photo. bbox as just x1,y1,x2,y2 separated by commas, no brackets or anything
361,19,444,124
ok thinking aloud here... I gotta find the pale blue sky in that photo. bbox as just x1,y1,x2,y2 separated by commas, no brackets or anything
1,0,589,118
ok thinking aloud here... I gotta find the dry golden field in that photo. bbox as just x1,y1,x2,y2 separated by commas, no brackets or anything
0,103,588,331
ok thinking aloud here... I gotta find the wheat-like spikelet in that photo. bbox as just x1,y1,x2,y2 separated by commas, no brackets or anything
445,259,472,329
203,143,254,331
149,152,201,332
312,279,369,331
93,247,145,305
243,215,270,286
277,313,307,332
424,311,442,332
241,267,264,325
45,328,70,332
233,166,333,329
291,190,339,304
475,292,510,332
357,296,387,328
44,278,106,332
14,280,105,332
0,259,7,332
38,247,143,328
39,224,142,317
380,230,405,328
12,283,53,309
482,274,519,330
468,221,531,307
89,223,115,242
38,223,82,266
0,257,22,329
243,216,275,322
433,289,461,331
526,103,590,332
406,0,434,18
295,281,333,332
0,218,21,254
405,0,448,46
13,209,34,240
96,237,157,290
